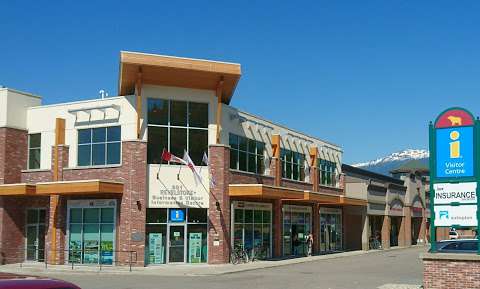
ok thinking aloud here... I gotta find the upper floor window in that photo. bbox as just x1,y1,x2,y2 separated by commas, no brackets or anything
77,126,121,167
281,149,305,181
28,134,41,170
147,99,208,165
229,133,265,174
318,159,336,187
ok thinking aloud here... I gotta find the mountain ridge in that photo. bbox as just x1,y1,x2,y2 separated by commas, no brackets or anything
352,149,429,176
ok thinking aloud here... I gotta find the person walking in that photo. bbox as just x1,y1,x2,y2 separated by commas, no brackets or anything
306,232,314,256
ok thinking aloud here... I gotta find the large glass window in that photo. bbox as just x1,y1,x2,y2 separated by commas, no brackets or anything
233,204,272,260
77,126,121,167
282,206,311,256
281,149,305,181
229,133,265,174
318,159,337,187
147,99,208,165
28,134,41,169
68,206,115,265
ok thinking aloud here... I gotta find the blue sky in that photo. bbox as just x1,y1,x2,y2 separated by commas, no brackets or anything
1,1,479,163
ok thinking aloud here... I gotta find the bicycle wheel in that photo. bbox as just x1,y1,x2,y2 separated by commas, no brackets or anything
231,252,239,265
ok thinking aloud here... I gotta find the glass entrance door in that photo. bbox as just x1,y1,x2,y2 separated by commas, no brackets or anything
168,225,185,263
25,209,46,262
320,211,342,253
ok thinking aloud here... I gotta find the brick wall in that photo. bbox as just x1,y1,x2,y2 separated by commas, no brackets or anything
423,255,480,289
0,128,28,184
208,144,231,264
0,196,50,264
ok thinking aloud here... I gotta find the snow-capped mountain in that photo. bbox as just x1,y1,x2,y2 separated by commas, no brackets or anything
352,149,429,176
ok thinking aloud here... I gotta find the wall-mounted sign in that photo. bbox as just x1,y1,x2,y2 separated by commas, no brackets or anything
433,182,477,205
188,233,202,263
148,165,209,208
436,127,474,178
434,205,477,227
169,209,185,222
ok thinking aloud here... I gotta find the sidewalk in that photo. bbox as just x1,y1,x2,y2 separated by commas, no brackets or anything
0,246,428,277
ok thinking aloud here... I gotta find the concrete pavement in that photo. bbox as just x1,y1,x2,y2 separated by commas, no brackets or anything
0,246,427,288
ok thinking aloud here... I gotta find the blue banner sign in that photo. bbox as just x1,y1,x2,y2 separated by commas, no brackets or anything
436,126,474,178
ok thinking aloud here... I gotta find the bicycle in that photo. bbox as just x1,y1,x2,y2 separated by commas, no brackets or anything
251,245,269,261
230,245,249,265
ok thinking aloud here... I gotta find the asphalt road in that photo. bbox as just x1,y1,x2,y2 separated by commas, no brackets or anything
48,247,425,289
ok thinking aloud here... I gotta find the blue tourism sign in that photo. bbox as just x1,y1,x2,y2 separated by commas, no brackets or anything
169,209,185,222
436,126,474,178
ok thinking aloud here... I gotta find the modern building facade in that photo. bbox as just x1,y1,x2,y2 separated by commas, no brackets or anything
0,52,366,266
342,164,428,251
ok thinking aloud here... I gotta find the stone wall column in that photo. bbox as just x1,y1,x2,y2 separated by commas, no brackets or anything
208,144,230,264
273,199,283,257
381,215,391,249
361,209,369,251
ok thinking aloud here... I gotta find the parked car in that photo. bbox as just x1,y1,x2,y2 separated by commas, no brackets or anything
435,239,478,253
0,273,81,289
449,230,459,239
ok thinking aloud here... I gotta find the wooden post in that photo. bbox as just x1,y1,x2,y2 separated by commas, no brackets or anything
309,146,319,192
51,118,65,264
271,134,281,187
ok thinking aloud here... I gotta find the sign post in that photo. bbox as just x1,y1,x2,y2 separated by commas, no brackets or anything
429,107,478,253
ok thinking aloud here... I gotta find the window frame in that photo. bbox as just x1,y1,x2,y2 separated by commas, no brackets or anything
318,159,337,187
229,133,265,175
147,98,209,165
27,133,42,170
281,148,305,182
77,126,122,167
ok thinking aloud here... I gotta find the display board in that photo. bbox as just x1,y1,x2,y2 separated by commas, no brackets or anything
188,233,202,264
429,107,479,253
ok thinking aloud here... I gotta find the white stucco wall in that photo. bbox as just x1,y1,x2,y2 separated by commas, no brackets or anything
220,104,343,180
0,88,42,129
26,95,137,170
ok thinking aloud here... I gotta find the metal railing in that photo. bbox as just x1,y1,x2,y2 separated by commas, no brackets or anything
0,249,138,272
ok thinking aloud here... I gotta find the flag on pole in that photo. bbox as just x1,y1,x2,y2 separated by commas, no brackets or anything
202,152,216,189
183,151,202,182
161,149,187,165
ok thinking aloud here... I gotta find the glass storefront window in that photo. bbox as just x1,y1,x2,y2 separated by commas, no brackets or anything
232,202,272,260
283,206,312,257
68,202,116,265
319,209,343,253
145,208,208,264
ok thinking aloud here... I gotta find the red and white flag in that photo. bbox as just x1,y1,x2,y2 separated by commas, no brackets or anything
183,151,202,182
161,149,187,165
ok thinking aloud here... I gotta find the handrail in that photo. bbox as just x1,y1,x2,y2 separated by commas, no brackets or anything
0,248,138,272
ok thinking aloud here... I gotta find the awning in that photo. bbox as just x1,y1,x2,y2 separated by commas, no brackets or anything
36,180,123,196
0,180,123,197
0,184,36,196
229,184,367,206
119,51,241,104
229,184,305,200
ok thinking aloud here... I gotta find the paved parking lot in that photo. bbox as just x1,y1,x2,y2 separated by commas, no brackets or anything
4,246,426,289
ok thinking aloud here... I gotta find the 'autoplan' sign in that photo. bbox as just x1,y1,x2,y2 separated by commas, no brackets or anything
433,182,477,205
434,205,477,227
434,108,475,178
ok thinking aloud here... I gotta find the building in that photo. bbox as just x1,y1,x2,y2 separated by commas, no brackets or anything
342,163,428,251
0,51,366,266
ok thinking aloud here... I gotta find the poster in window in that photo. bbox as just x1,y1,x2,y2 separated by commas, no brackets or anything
188,233,202,264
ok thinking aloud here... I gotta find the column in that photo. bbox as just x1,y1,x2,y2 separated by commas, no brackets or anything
273,199,283,257
312,203,320,254
271,134,281,187
381,215,391,249
208,144,231,264
361,209,369,251
403,206,412,247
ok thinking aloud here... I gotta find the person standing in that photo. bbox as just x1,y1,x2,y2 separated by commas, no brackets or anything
306,232,314,256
